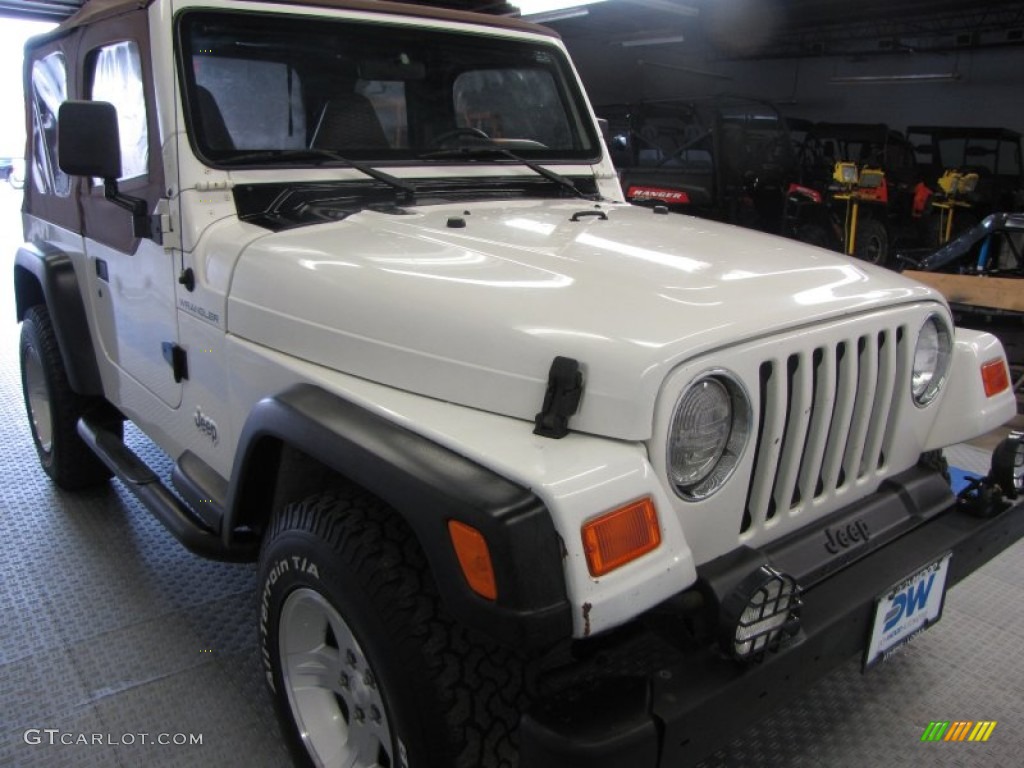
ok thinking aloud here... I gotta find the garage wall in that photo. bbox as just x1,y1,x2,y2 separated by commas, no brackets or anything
568,40,1024,135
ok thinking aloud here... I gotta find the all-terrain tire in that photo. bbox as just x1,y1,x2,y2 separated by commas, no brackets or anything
19,305,114,490
259,486,527,768
919,449,951,485
853,217,889,266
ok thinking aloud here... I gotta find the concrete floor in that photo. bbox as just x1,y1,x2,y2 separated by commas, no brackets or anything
1,182,1023,767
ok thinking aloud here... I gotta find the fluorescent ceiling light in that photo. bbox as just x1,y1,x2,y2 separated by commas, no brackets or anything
637,59,733,80
526,8,592,23
517,0,606,16
621,34,685,47
830,73,961,84
623,0,700,18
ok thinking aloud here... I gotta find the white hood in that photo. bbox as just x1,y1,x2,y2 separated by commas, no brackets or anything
227,199,939,440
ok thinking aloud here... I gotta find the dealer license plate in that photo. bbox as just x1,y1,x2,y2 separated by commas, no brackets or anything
864,552,952,671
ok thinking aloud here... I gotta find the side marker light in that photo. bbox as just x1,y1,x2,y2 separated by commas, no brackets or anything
582,498,660,577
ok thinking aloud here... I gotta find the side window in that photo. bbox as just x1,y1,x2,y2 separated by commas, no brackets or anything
194,56,306,151
88,41,148,181
30,52,70,197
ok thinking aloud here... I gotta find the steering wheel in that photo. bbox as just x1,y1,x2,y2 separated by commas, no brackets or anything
432,127,492,147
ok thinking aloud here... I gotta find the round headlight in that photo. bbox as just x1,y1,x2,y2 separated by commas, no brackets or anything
667,372,750,500
911,315,952,406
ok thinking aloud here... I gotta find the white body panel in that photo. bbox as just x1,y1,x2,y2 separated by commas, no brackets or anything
84,234,182,408
226,337,696,637
228,202,937,441
925,328,1016,450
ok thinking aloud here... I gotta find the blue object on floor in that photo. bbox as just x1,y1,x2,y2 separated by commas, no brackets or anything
949,466,979,495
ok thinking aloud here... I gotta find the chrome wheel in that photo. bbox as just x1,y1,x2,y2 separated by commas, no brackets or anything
23,344,53,453
279,587,393,768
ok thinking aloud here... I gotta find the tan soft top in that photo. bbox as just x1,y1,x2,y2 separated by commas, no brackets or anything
29,0,557,48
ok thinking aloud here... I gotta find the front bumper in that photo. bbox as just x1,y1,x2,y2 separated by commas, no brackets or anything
520,467,1024,768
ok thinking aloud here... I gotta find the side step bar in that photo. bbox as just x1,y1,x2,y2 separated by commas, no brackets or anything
78,417,259,563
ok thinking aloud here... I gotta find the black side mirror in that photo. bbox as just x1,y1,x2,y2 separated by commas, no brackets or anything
58,100,122,180
56,100,155,240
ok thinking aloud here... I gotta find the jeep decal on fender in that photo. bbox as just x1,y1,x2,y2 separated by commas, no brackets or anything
194,408,219,445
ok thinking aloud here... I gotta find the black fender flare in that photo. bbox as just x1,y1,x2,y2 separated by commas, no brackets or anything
226,384,573,651
13,242,103,396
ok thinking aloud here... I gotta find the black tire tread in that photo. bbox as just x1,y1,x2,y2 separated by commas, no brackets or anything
919,449,951,485
264,486,526,768
854,216,889,266
20,305,113,490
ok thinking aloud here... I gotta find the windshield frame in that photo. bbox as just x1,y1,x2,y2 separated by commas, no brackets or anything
174,8,601,170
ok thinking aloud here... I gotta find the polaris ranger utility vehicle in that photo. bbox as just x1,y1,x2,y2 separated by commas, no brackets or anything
13,1,1024,767
600,96,798,234
908,124,1024,218
786,121,922,265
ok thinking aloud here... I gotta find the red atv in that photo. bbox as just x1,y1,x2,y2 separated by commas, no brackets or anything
784,122,925,266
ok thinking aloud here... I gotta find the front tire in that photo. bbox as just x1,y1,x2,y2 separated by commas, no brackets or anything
19,305,114,490
854,217,889,266
259,486,527,768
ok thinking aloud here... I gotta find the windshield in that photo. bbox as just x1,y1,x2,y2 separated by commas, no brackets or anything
176,10,599,167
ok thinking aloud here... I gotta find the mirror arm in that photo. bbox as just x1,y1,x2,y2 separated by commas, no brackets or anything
103,178,157,241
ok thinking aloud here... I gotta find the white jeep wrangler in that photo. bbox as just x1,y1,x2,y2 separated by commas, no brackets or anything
14,1,1024,767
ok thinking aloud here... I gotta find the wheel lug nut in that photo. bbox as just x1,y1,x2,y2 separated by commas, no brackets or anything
354,707,366,723
346,649,358,667
338,673,350,689
363,670,376,688
370,705,382,723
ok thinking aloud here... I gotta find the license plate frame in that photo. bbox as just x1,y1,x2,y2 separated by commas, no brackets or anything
863,552,952,671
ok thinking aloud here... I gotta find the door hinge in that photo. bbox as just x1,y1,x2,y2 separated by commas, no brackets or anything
153,198,181,251
162,342,189,383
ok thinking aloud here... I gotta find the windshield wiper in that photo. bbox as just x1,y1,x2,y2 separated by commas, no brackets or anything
215,148,417,202
419,146,599,201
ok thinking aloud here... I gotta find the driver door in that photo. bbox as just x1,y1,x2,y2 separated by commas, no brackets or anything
78,35,182,409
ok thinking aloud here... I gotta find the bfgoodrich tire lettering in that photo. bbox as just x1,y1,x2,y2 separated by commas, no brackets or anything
19,305,115,490
259,486,527,768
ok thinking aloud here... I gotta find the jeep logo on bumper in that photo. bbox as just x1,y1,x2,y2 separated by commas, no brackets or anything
824,519,870,554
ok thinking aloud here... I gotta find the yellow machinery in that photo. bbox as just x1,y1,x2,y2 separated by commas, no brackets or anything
832,162,886,255
932,169,980,244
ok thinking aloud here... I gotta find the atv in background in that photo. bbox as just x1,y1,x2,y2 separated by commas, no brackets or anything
907,125,1024,245
600,96,798,233
784,122,924,266
908,125,1024,217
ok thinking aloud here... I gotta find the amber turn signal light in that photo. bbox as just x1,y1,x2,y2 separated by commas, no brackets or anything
981,358,1010,397
582,498,661,577
448,520,497,600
